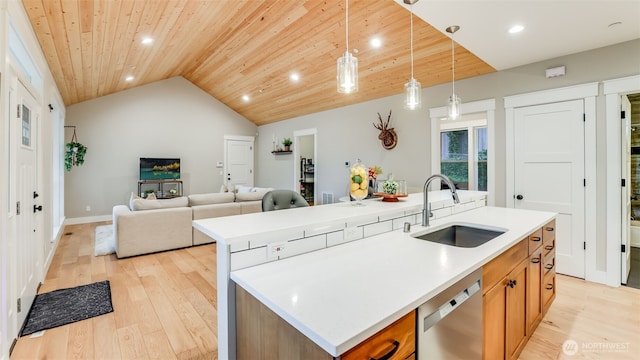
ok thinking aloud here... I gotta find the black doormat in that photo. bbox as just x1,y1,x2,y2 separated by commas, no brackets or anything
20,280,113,336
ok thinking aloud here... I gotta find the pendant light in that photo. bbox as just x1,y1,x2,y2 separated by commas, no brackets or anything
337,0,358,93
446,25,461,120
403,0,421,110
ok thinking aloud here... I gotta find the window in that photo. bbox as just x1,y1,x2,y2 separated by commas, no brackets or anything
439,115,487,191
21,105,31,147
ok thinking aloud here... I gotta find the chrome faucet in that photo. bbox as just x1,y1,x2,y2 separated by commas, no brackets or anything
423,174,460,227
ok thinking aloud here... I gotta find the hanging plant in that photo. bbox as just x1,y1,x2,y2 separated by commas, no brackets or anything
64,142,87,171
64,126,87,171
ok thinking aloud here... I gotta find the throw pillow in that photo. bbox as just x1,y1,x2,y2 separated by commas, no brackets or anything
235,185,253,193
130,195,188,211
235,188,274,202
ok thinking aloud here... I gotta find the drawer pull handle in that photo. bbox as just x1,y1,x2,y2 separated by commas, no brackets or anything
545,284,554,290
531,258,541,264
545,264,554,270
545,245,554,251
545,227,555,231
369,340,400,360
531,236,541,242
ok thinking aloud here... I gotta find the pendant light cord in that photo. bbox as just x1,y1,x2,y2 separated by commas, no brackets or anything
410,4,414,79
345,0,349,52
451,32,455,95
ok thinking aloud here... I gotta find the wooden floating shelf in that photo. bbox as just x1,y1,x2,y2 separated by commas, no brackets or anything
271,151,292,154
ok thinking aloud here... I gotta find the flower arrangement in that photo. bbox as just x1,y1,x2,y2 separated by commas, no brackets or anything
368,166,383,180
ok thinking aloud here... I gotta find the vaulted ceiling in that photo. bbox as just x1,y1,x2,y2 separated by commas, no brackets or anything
21,0,495,125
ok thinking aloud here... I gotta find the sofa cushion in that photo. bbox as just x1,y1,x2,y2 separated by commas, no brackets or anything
130,194,188,211
235,188,273,202
188,192,235,206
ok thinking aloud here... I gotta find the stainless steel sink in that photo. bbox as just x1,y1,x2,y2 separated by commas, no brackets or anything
411,223,506,248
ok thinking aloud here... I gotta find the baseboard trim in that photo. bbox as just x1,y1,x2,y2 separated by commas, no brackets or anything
64,215,111,225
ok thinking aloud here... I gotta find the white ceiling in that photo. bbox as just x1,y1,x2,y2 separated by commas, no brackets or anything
396,0,640,70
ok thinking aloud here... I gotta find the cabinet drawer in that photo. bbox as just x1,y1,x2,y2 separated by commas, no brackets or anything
543,252,555,275
542,239,555,258
528,228,543,255
483,239,528,293
341,311,415,360
542,270,556,312
543,220,556,245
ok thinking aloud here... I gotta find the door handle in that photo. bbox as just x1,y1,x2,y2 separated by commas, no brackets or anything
33,191,39,199
516,194,524,200
33,205,43,213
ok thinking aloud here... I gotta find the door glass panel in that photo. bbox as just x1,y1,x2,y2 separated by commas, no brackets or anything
441,129,468,189
21,104,31,147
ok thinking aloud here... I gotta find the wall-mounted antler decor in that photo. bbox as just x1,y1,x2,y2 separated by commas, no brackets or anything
373,110,398,150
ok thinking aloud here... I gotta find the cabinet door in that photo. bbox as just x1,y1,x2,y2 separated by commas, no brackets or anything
527,248,543,334
483,277,507,360
341,311,415,360
506,260,528,360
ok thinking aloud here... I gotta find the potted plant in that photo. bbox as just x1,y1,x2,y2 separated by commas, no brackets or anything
282,138,293,151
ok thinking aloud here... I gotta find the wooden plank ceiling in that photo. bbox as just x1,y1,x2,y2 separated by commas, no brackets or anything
22,0,495,125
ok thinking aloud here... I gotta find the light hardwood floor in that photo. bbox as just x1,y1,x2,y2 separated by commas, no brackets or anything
10,222,640,359
11,222,218,360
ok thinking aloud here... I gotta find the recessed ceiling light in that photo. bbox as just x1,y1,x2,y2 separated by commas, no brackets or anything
508,25,524,34
125,75,134,82
370,37,382,48
141,37,154,45
242,95,250,102
290,73,300,82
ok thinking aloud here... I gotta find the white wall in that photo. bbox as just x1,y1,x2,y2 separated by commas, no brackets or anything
64,76,257,219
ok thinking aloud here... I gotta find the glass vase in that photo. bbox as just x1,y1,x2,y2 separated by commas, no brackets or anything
349,159,368,205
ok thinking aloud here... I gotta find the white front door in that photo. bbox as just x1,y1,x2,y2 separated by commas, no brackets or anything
224,136,254,189
13,81,42,334
621,95,632,284
514,100,585,279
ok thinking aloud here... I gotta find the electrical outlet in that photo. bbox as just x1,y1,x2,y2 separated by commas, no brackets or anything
344,226,362,241
267,242,287,259
85,205,91,212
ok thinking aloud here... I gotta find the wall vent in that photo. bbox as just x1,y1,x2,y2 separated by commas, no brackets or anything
322,192,334,204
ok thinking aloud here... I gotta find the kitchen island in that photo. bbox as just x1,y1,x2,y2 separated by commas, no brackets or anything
193,191,555,359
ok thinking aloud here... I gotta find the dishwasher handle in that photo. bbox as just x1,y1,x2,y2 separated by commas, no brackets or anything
368,340,400,360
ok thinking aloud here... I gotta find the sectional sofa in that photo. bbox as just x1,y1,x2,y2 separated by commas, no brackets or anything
112,189,272,258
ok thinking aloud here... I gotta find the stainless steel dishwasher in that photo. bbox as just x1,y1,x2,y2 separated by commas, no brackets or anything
418,268,483,359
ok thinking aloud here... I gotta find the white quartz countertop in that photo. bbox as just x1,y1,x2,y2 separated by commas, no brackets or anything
193,191,472,248
229,205,555,356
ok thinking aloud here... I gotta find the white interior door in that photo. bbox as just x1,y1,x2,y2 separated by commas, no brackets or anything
621,95,632,284
14,81,42,334
224,136,254,189
514,100,585,279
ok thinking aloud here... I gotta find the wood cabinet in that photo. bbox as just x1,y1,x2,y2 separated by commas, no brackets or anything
527,247,543,334
341,311,415,360
483,239,528,360
541,220,556,313
483,220,556,360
